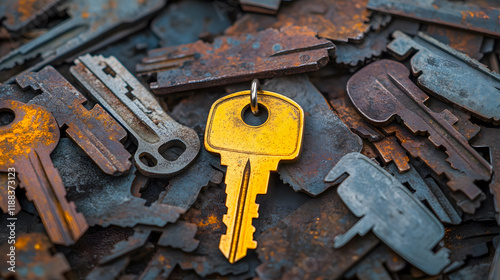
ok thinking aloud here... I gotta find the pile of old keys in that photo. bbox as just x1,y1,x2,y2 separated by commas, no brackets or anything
1,0,500,279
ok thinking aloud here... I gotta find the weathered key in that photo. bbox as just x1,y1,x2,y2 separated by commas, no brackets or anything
325,152,450,276
368,0,500,37
136,27,334,95
205,90,304,263
70,54,200,177
388,31,500,124
0,0,62,32
0,0,165,82
16,65,132,176
347,59,491,201
0,100,87,245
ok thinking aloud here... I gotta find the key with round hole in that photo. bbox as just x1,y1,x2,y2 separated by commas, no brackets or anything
205,90,304,263
70,54,200,177
0,100,88,245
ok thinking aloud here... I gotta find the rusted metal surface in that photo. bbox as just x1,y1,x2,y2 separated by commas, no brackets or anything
52,138,185,228
262,75,362,196
335,19,420,66
347,59,491,201
137,27,335,95
0,233,70,280
325,153,451,275
71,54,201,177
0,0,166,82
256,186,379,280
0,173,20,215
0,99,88,246
0,0,62,32
372,137,410,173
389,31,500,124
16,65,132,176
152,0,232,47
426,24,485,60
367,0,500,37
383,123,486,214
472,127,500,225
240,0,281,15
386,162,461,225
226,0,371,43
344,245,406,280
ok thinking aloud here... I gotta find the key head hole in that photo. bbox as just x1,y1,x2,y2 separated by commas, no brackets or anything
139,152,158,167
158,140,187,161
242,104,268,126
0,109,15,126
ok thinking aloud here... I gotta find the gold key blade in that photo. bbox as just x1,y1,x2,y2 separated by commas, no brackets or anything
205,90,304,263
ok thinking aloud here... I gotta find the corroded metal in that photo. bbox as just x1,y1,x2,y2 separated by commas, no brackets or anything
137,27,334,95
0,0,62,32
151,0,231,47
472,127,500,225
16,65,132,176
426,24,485,60
344,245,406,280
262,75,362,196
0,0,166,81
240,0,281,14
226,0,371,42
334,19,420,66
388,31,500,124
0,233,70,280
347,59,491,201
383,123,485,214
0,100,88,246
205,90,304,263
325,152,450,276
52,138,185,228
386,162,461,225
256,185,380,279
367,0,500,37
71,54,200,177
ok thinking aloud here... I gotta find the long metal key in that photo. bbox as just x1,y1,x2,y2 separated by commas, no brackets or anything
70,54,200,177
16,65,132,176
347,59,491,201
0,100,88,245
205,90,304,263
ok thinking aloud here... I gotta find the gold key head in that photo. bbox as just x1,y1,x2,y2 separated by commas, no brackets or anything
0,100,59,169
205,90,304,161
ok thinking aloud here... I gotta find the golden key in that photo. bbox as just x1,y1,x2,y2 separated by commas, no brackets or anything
205,81,304,263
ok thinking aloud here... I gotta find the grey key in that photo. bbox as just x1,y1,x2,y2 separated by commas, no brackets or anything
325,152,450,276
70,54,200,177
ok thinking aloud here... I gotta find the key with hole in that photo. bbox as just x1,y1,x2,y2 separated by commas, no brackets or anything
0,100,88,245
70,54,200,177
205,90,304,263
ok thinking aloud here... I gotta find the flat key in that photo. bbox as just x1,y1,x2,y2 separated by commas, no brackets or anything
205,90,304,263
70,54,200,177
0,100,88,245
16,65,132,176
347,59,491,201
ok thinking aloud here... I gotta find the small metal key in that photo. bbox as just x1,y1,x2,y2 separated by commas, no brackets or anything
70,54,200,177
205,90,304,263
0,100,88,245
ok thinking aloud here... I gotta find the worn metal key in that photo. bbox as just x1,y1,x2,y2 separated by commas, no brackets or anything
205,90,304,263
70,54,200,177
0,100,88,245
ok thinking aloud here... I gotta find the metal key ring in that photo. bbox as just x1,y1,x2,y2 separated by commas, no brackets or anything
250,79,260,115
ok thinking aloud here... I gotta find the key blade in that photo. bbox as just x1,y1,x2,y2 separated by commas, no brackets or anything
16,65,132,176
220,158,274,263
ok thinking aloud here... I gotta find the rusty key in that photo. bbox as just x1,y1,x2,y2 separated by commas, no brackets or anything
0,100,88,245
71,54,200,177
16,66,132,176
347,59,491,201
